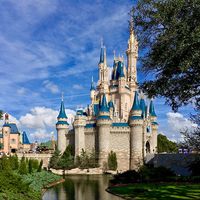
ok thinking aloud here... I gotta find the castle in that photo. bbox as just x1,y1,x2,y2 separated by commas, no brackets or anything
56,20,158,170
0,113,31,154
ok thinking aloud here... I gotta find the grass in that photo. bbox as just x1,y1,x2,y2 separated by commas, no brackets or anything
109,183,200,200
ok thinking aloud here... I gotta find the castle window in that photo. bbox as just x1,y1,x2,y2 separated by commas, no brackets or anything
11,139,16,144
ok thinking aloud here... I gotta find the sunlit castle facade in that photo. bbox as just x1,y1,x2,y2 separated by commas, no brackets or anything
56,20,158,171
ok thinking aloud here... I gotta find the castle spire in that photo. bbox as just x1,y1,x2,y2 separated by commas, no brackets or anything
128,9,134,34
90,76,95,91
100,94,109,112
149,100,157,117
99,38,104,63
131,91,141,111
57,94,67,119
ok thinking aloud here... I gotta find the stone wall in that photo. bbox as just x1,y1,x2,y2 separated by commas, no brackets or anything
110,127,130,171
84,130,95,152
17,153,52,168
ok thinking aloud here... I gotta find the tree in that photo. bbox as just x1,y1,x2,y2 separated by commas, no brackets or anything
157,134,178,153
28,159,33,173
10,155,19,170
181,127,200,151
58,145,74,170
49,148,61,169
18,156,28,175
132,1,200,111
37,160,43,172
108,151,118,170
0,110,3,120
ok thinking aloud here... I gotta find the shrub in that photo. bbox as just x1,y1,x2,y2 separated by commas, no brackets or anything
108,151,117,170
188,158,200,176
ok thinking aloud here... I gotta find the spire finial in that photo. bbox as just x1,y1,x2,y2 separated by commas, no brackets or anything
113,50,116,59
128,8,134,33
100,37,103,48
61,92,64,101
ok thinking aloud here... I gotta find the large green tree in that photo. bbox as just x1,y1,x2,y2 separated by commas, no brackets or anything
157,134,178,153
132,0,200,111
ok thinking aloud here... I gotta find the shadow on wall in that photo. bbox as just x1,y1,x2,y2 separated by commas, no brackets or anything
145,153,200,176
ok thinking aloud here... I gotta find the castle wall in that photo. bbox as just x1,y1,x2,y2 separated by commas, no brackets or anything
84,128,96,152
110,126,130,171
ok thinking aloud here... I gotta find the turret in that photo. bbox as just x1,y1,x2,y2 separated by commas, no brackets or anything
149,100,158,153
74,109,86,156
98,41,109,94
2,113,11,154
129,91,143,170
97,94,111,167
56,96,69,153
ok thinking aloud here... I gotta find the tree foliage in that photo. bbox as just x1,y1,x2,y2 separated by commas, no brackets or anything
18,156,28,175
133,0,200,111
76,149,99,169
48,148,61,169
0,110,3,120
157,134,178,153
58,145,74,170
108,151,118,170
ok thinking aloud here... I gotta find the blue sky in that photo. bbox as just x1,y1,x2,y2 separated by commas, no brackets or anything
0,0,196,142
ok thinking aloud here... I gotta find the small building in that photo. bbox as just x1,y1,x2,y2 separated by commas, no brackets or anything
0,113,31,154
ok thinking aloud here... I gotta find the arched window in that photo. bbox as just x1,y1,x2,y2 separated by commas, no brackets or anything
146,141,150,154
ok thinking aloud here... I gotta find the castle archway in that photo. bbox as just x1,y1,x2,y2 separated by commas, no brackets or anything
146,141,150,154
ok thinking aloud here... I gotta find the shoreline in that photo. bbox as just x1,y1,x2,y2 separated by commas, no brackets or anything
42,178,65,196
50,167,118,175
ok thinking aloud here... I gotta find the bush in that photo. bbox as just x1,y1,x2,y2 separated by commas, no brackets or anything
111,170,140,185
108,151,117,170
188,158,200,176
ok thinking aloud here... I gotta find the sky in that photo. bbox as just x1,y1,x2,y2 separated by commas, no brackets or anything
0,0,197,142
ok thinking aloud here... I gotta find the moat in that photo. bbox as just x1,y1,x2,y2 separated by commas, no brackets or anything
43,175,122,200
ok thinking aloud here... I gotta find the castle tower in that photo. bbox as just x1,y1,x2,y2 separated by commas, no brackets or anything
2,113,11,154
74,109,86,156
149,100,158,153
97,94,111,166
98,42,109,95
126,16,138,93
56,96,69,153
129,91,143,170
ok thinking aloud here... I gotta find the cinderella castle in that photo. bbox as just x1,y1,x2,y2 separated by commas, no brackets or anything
56,19,158,171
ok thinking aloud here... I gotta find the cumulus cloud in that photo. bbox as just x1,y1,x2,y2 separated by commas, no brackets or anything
19,107,75,141
72,84,84,90
43,80,60,94
167,112,197,132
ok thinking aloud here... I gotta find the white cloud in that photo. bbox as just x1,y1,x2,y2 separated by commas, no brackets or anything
19,107,75,141
43,80,60,94
72,84,84,90
167,112,197,133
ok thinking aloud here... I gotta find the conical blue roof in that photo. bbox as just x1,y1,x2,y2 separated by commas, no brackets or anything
119,61,125,78
149,100,157,117
99,47,104,63
108,100,114,109
22,131,30,144
132,91,141,111
140,98,146,118
57,100,67,119
100,94,109,112
90,80,95,91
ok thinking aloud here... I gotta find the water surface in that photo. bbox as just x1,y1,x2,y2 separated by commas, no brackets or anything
43,175,122,200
